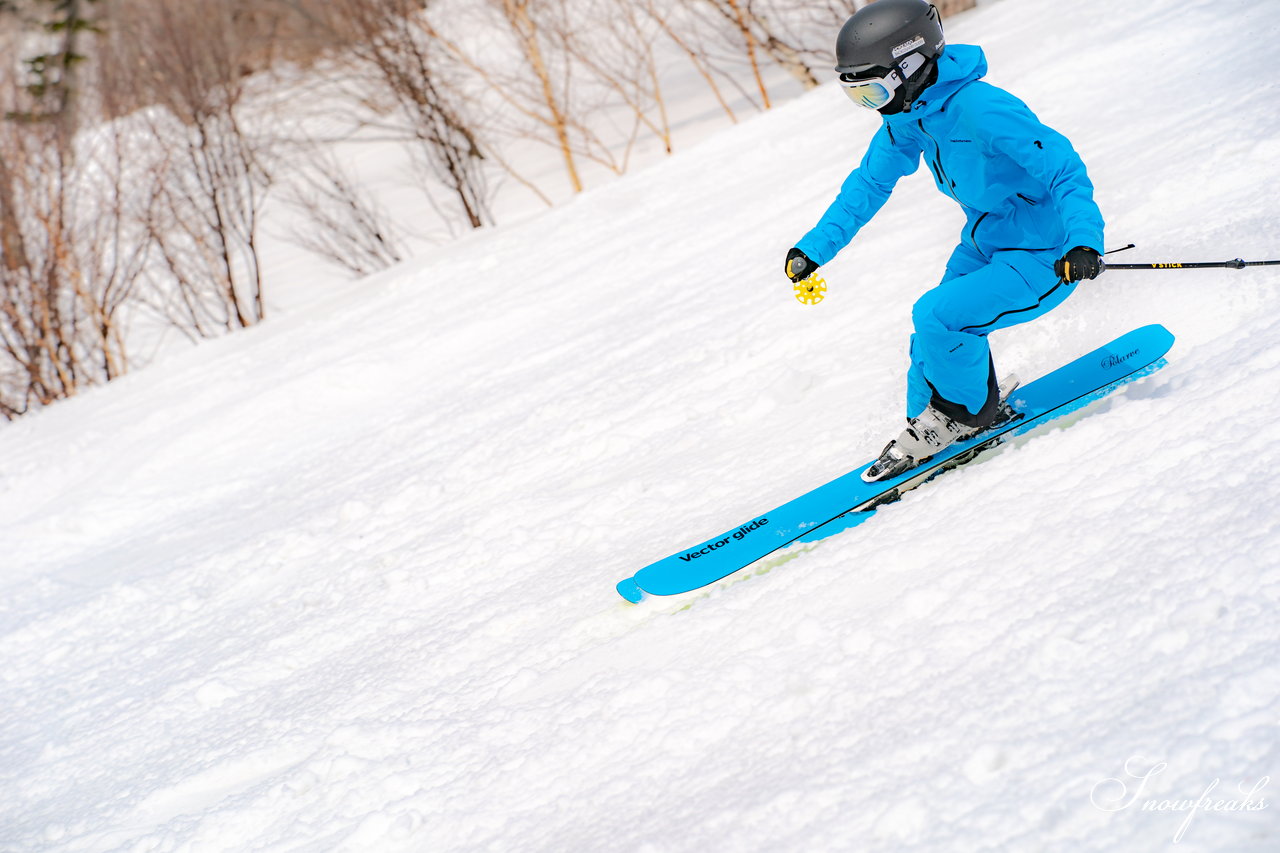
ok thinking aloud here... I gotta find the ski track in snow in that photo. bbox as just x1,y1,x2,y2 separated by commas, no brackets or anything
2,0,1279,850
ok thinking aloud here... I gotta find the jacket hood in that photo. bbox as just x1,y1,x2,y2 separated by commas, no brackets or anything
887,43,987,123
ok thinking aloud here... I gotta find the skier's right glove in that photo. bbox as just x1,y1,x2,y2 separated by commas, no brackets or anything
1055,246,1103,282
785,248,817,283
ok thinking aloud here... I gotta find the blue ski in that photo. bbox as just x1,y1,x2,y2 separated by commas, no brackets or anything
616,324,1175,603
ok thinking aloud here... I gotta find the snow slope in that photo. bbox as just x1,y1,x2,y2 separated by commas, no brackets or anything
3,0,1279,850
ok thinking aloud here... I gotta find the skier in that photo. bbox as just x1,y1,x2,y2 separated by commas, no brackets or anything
785,0,1105,482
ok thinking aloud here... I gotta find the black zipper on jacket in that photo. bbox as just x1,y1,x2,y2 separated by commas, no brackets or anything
918,120,958,201
968,212,990,256
919,117,987,255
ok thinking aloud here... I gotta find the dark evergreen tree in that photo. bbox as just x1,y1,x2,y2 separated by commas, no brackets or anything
10,0,102,131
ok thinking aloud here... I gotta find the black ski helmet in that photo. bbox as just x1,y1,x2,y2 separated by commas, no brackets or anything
834,0,945,78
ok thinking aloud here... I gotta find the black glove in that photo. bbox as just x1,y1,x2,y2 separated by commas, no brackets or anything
785,247,817,283
1055,246,1103,282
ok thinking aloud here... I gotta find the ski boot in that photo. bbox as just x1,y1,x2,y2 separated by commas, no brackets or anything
862,375,1020,483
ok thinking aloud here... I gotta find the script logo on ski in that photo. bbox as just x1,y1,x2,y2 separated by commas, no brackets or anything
679,518,769,561
1101,348,1140,370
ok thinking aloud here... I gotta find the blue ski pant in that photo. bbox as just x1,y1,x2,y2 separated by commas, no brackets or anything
906,244,1076,421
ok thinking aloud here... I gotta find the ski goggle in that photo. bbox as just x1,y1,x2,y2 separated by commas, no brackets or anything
839,53,927,109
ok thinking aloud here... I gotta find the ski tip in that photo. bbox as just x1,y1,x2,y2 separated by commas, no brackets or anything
616,577,646,604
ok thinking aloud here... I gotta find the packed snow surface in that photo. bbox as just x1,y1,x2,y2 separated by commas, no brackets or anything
3,0,1279,850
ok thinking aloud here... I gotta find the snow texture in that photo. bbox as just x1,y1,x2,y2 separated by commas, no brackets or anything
2,0,1279,850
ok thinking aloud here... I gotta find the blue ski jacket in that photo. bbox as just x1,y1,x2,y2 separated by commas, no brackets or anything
796,45,1104,267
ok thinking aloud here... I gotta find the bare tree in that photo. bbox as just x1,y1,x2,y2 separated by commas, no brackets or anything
567,0,674,156
277,145,408,278
720,0,774,106
693,0,853,98
321,0,493,230
417,0,619,194
634,0,781,117
745,0,856,88
636,0,742,124
0,38,149,418
113,0,272,331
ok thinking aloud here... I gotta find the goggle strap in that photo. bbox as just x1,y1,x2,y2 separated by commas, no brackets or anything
896,52,927,80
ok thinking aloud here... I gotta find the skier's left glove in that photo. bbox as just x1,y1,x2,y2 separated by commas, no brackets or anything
785,248,817,283
1055,246,1103,282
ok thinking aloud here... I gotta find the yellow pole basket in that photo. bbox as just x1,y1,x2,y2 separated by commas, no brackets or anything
793,273,827,305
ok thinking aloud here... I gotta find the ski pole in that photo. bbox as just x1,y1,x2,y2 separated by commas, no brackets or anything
1098,244,1280,271
1104,258,1280,270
